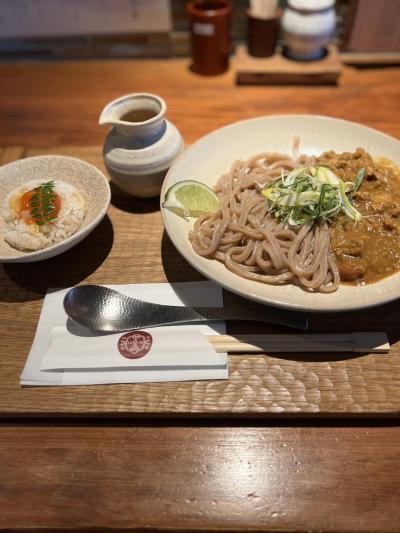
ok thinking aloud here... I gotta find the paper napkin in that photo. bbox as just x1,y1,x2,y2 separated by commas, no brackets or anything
20,281,227,386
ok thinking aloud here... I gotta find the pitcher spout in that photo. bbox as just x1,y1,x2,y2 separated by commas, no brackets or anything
98,113,118,127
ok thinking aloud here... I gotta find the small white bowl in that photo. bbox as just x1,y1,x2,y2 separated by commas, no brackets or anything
0,155,111,262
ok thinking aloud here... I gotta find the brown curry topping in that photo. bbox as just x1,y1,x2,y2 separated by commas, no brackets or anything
317,148,400,285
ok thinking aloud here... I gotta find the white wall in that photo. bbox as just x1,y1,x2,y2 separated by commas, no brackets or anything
0,0,172,38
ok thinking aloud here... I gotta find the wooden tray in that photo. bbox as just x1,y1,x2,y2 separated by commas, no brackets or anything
1,146,400,418
235,44,342,85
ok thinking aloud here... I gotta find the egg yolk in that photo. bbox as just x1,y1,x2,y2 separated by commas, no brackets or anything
19,189,61,224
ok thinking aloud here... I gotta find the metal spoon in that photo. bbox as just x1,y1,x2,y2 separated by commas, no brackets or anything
63,284,308,332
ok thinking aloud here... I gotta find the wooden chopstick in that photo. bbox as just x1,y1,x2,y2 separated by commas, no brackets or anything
206,332,389,354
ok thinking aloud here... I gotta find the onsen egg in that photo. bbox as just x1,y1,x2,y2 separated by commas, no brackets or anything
2,179,86,252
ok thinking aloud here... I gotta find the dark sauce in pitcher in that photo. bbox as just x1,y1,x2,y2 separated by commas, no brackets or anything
120,109,157,122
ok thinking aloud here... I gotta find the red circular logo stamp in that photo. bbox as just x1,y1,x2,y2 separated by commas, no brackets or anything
117,331,153,359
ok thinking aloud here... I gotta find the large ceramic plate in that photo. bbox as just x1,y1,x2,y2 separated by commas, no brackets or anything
161,115,400,312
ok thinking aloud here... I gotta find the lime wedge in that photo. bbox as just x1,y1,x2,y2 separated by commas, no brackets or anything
162,180,219,218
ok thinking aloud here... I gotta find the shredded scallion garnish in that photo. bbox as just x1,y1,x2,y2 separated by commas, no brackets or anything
350,167,366,199
262,166,365,225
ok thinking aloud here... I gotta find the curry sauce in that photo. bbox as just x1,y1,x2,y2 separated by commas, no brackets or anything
317,148,400,285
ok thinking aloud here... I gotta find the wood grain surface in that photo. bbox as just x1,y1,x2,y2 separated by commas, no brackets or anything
1,57,400,532
1,58,400,148
0,60,400,416
1,145,400,416
1,423,400,532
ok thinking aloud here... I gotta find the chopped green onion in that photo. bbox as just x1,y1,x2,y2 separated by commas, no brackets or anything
350,167,365,199
338,180,362,222
315,166,340,185
262,165,363,225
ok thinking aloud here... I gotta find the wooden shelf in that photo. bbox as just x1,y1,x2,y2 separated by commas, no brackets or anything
235,44,342,85
340,51,400,65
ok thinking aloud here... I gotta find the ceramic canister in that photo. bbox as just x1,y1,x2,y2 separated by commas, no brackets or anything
186,0,232,75
100,93,184,198
247,8,281,58
281,0,336,61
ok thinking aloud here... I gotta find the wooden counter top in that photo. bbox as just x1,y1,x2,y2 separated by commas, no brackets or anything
1,57,400,532
1,58,400,148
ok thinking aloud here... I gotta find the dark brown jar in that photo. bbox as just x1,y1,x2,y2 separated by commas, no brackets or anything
186,1,232,76
247,9,280,58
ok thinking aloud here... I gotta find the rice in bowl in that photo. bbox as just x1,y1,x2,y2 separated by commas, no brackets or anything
2,179,86,252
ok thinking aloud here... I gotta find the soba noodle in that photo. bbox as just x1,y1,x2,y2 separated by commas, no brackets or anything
189,144,340,293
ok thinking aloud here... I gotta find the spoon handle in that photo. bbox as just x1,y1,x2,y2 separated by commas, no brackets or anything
153,304,307,330
80,304,307,331
63,285,308,331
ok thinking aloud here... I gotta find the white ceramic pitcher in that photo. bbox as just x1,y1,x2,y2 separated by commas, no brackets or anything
99,93,184,198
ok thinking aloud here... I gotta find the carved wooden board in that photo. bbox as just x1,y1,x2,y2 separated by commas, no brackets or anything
1,146,400,417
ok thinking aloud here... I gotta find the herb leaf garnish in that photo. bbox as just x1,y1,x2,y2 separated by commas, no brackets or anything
30,181,58,225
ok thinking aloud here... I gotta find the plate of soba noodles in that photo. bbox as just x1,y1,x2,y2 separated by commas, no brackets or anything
161,115,400,312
